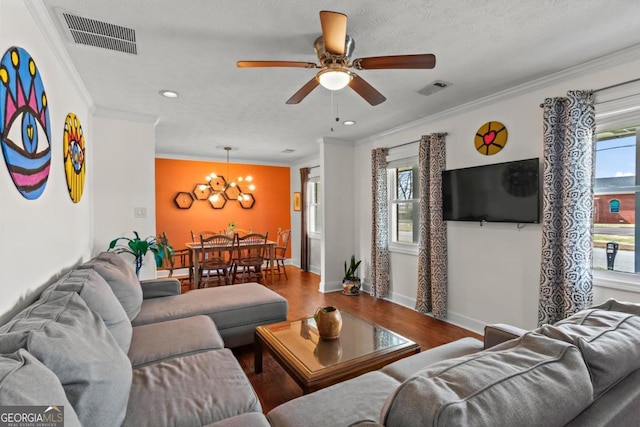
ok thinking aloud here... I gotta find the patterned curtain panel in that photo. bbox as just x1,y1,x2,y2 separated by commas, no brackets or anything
300,167,310,271
416,134,448,318
538,90,595,325
371,147,390,298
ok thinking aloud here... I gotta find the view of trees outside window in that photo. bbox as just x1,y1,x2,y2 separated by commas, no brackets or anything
309,181,322,234
593,128,637,274
391,166,420,244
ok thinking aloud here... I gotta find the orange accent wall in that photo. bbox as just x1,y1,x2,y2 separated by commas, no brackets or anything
155,158,291,257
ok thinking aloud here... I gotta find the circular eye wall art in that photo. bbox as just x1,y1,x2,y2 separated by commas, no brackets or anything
63,112,86,203
0,46,52,199
474,121,508,156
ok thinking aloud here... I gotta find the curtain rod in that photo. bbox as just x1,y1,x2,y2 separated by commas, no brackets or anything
538,77,640,108
388,132,449,150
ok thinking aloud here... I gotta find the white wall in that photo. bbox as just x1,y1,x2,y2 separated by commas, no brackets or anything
0,1,93,323
320,139,355,292
354,54,640,334
92,113,157,279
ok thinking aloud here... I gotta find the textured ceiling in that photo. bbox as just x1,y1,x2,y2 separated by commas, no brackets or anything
38,0,640,164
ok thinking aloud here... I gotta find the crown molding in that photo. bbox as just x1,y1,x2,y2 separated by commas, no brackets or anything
93,106,159,125
25,0,94,110
361,43,640,144
154,152,291,167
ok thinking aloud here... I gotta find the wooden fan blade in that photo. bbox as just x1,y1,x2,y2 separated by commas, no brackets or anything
353,54,436,70
237,61,318,68
286,78,320,104
319,11,347,55
349,74,386,106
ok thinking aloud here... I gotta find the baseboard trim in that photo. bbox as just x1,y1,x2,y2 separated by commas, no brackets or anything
371,289,486,336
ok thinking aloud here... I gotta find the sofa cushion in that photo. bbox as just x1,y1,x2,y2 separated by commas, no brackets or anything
133,283,288,347
539,308,640,397
78,254,142,320
203,412,271,427
0,291,132,427
128,315,224,368
44,268,132,353
381,332,593,427
123,349,261,427
381,337,483,382
0,349,82,427
267,371,400,427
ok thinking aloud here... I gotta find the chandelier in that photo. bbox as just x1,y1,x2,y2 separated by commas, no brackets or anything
195,146,256,209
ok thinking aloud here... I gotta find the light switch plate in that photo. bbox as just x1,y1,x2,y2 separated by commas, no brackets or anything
134,207,147,218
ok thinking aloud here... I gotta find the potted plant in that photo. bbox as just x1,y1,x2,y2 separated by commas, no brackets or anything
108,231,173,277
342,255,362,295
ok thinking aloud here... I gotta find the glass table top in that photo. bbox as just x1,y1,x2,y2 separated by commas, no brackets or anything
260,310,414,373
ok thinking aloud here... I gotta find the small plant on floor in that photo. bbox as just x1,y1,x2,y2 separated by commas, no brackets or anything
108,231,172,276
343,255,362,295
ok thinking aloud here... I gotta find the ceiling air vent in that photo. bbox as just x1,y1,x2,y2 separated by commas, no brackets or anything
418,80,451,96
62,12,137,55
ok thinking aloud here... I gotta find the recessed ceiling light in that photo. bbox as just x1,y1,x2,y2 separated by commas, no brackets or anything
282,149,295,154
343,120,356,126
159,90,179,98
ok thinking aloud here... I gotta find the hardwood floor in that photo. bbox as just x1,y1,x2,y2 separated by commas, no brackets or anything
188,266,482,413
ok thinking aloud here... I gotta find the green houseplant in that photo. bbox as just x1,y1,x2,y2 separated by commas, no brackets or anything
108,231,173,277
343,255,362,295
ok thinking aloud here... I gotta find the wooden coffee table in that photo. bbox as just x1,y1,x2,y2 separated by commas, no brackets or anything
254,310,420,393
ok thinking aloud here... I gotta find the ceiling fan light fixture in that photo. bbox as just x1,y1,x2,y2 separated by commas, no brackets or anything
317,69,352,90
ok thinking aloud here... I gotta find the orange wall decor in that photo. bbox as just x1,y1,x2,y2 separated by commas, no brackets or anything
155,158,291,257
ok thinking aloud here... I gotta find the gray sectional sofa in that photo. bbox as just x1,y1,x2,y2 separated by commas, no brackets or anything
0,251,287,427
2,248,639,427
264,299,640,427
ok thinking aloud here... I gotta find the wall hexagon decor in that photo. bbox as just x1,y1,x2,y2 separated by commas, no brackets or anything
174,191,194,209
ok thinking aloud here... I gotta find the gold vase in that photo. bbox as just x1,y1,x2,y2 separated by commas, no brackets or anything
314,306,342,339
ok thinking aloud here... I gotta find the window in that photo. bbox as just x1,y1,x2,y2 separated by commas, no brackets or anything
609,199,621,213
389,164,420,245
308,180,322,234
593,126,638,276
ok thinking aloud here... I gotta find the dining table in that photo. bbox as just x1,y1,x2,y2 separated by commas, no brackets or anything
186,239,276,288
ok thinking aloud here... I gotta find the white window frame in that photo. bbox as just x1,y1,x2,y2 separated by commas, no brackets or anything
386,149,420,256
593,84,640,293
307,177,322,238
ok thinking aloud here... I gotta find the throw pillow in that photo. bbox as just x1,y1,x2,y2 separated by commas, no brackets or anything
590,298,640,316
0,291,132,427
381,332,592,427
78,255,142,320
0,349,81,427
43,268,132,353
540,308,640,397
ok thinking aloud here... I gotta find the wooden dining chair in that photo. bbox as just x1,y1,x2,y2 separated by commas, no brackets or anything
231,232,268,284
159,232,193,286
198,234,235,287
191,230,218,242
274,229,290,280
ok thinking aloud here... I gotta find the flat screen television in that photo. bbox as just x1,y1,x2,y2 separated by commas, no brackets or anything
442,158,540,223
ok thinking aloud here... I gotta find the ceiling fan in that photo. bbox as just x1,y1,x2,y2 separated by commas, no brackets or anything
237,10,436,106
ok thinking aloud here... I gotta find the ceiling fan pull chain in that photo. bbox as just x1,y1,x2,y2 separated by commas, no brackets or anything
330,91,335,132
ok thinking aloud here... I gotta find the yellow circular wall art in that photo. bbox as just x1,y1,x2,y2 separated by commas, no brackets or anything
63,112,86,203
474,121,508,155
